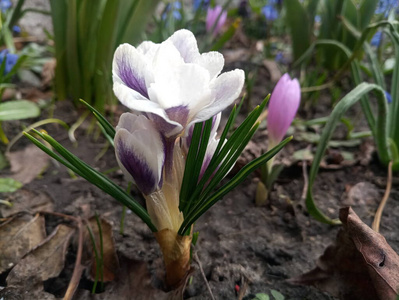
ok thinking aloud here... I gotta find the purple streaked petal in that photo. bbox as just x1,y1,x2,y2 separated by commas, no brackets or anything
147,113,184,138
165,105,189,127
116,136,158,195
114,114,165,195
113,44,149,99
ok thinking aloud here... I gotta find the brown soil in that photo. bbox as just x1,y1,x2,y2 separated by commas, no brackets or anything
1,99,397,300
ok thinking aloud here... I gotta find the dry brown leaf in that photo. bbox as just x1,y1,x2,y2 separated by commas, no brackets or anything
290,207,399,300
0,189,54,217
6,224,75,289
75,257,188,300
6,145,49,184
86,217,119,282
0,213,46,273
0,286,56,300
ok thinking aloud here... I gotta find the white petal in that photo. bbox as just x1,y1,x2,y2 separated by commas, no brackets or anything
194,51,224,80
189,69,244,125
113,82,184,137
114,114,164,195
112,44,150,99
149,62,213,114
167,29,200,63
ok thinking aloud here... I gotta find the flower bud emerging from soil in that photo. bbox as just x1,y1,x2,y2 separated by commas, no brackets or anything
267,73,301,148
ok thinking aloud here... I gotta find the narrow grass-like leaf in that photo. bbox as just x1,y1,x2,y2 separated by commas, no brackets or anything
179,136,292,234
79,99,116,139
179,121,207,213
24,130,156,232
306,83,390,225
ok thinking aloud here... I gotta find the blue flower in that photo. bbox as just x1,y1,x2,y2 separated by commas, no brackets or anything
0,50,19,74
12,25,21,34
262,4,278,21
375,0,399,17
0,0,12,13
385,91,392,103
162,1,182,20
193,0,210,11
371,31,383,46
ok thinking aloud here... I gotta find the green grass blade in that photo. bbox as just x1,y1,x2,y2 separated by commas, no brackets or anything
179,136,292,235
24,130,156,232
79,99,116,138
306,83,390,225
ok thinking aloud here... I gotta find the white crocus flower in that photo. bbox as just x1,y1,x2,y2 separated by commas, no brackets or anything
114,113,164,195
112,29,244,139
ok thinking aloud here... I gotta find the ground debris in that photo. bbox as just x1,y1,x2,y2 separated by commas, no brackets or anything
4,224,75,293
290,207,399,300
0,213,46,273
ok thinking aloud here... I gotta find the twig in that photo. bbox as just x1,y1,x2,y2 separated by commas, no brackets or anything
192,249,215,300
237,276,249,300
64,218,85,300
372,161,393,233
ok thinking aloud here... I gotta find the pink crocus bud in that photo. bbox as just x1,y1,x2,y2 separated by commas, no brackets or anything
267,73,301,148
206,5,227,36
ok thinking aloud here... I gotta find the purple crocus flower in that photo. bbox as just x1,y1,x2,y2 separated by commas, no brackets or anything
206,5,227,36
114,113,165,195
0,50,19,74
267,73,301,147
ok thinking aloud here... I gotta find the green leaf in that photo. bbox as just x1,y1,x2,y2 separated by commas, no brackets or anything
252,294,270,300
0,178,23,193
24,129,157,232
307,83,390,225
0,100,40,121
79,99,115,139
284,0,311,61
270,289,285,300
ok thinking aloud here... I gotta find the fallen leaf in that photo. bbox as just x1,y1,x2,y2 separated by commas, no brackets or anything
0,213,46,273
0,286,56,300
85,217,119,282
6,224,75,290
0,189,54,218
6,144,49,184
290,207,399,300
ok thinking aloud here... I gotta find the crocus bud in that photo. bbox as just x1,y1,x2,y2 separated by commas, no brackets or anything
114,113,165,195
267,73,300,148
206,5,227,36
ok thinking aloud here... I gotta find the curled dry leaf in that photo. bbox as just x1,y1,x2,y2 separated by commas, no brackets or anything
0,189,54,218
290,207,399,300
0,213,46,273
85,217,119,282
6,224,75,290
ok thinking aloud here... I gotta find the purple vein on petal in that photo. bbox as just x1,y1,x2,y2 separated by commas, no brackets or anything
165,105,189,126
117,56,149,99
117,139,157,195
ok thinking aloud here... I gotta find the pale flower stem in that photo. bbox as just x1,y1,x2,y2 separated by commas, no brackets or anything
372,161,393,233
